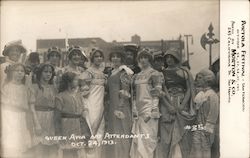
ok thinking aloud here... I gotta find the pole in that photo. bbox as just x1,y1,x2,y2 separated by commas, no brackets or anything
209,43,212,67
186,36,189,63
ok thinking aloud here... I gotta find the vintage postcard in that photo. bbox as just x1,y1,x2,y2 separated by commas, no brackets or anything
0,0,249,158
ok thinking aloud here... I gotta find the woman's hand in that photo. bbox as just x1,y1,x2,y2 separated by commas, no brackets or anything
150,88,164,97
143,115,151,123
114,110,125,119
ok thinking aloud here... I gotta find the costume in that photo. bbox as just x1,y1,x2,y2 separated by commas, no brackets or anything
157,67,195,158
130,67,163,158
31,84,58,158
83,66,106,158
105,66,133,158
1,82,33,157
55,90,86,158
189,88,219,158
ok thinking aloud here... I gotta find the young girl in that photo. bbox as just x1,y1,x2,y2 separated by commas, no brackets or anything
55,72,85,158
1,42,27,86
1,63,40,158
31,63,58,158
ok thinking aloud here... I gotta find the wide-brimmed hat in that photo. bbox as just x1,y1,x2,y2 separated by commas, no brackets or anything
68,46,88,61
164,48,181,63
2,41,27,56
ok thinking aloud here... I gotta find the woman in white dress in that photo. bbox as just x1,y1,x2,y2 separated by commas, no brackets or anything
1,63,41,158
82,49,106,158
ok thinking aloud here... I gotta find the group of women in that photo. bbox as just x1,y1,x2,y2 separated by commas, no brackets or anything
0,41,219,158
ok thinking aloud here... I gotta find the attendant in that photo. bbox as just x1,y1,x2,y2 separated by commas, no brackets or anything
1,63,40,158
130,49,163,158
25,52,40,85
47,47,63,90
1,41,27,86
83,49,106,158
31,63,58,158
189,69,219,158
156,49,195,158
63,46,88,74
55,72,84,158
105,46,133,158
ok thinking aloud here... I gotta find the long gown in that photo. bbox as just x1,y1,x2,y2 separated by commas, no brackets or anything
1,82,33,157
130,67,163,158
83,66,106,158
31,84,58,158
157,67,195,158
105,69,133,158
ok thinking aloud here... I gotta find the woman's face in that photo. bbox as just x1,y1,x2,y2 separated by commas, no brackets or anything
111,54,122,67
49,52,60,66
70,52,81,65
8,47,22,62
41,66,53,82
165,55,176,67
195,74,205,88
138,55,150,69
93,52,103,66
12,65,25,82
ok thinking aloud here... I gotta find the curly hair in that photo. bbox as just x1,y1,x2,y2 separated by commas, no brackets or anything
58,72,77,93
5,63,26,84
34,63,55,90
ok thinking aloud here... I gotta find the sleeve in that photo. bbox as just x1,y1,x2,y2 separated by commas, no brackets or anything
55,95,64,111
150,71,164,118
27,85,36,107
119,71,132,98
205,93,219,133
150,71,164,90
54,95,63,135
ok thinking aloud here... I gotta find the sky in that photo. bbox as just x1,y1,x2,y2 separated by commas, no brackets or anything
0,0,219,75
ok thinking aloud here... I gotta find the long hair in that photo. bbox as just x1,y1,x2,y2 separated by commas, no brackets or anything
58,72,77,93
5,63,26,84
35,63,55,90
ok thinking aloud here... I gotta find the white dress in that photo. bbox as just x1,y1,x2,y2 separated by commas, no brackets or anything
83,66,106,158
1,82,33,157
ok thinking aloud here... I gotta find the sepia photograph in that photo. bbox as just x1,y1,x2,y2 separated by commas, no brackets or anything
0,1,223,158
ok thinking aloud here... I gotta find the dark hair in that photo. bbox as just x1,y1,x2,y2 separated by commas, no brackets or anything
109,51,124,63
58,72,77,93
68,50,82,60
164,54,179,67
35,64,55,90
5,63,26,84
28,52,40,64
137,50,153,64
47,47,61,59
67,46,87,62
90,49,104,63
